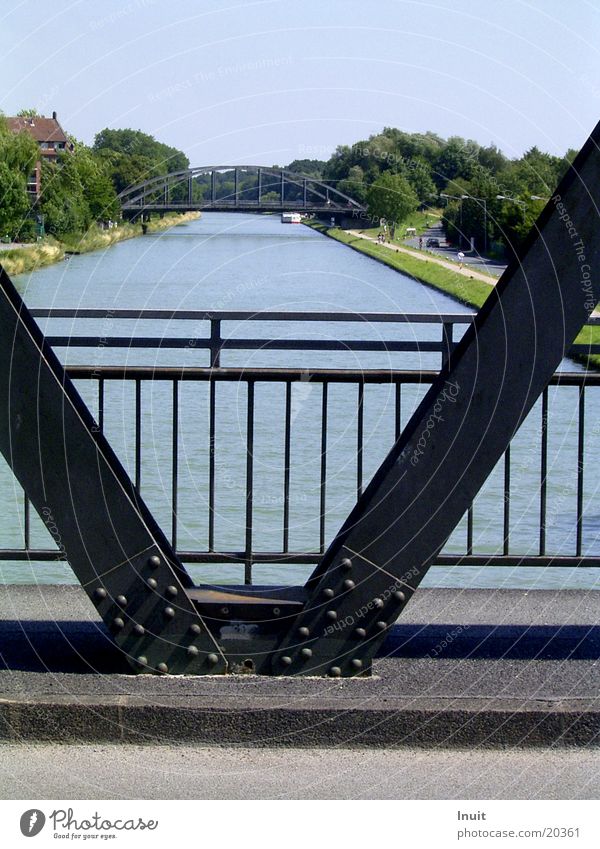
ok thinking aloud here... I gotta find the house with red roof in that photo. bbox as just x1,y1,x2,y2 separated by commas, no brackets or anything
6,111,73,200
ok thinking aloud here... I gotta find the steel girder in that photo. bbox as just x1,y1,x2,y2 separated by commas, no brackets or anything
1,122,599,676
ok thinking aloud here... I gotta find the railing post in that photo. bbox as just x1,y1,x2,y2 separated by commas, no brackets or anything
258,169,262,204
211,170,216,203
210,318,221,367
234,168,239,206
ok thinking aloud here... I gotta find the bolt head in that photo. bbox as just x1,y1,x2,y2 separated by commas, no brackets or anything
164,606,176,619
351,658,363,669
148,555,161,569
355,627,367,638
298,626,310,638
166,585,178,597
157,662,169,674
94,587,107,600
393,590,406,603
329,666,342,677
116,595,127,607
280,655,293,666
340,557,352,572
207,653,219,666
133,624,145,636
220,607,229,616
189,623,202,635
373,598,384,609
322,587,335,599
375,620,387,631
343,579,355,590
326,610,338,621
113,617,125,630
147,578,158,589
187,645,199,657
136,655,148,666
301,647,313,658
272,607,281,616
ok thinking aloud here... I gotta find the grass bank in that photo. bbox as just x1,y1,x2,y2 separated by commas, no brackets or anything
306,220,600,371
0,211,200,277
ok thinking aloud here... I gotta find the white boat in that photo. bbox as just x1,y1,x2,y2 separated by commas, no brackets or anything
281,212,302,224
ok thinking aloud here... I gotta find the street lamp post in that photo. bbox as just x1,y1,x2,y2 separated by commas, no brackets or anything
440,192,467,248
441,192,488,253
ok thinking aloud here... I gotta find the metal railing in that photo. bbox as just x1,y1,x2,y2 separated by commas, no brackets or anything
4,310,600,583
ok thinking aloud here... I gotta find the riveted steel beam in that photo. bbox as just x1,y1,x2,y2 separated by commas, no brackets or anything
0,267,227,675
271,121,600,676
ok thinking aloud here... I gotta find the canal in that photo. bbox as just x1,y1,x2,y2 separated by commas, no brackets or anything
3,212,600,589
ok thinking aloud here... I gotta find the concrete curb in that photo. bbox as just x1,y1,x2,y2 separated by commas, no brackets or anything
1,695,599,748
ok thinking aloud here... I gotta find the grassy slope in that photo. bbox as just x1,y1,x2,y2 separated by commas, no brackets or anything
306,220,600,370
0,212,200,277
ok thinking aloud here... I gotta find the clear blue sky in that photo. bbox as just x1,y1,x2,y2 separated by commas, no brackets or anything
2,0,599,164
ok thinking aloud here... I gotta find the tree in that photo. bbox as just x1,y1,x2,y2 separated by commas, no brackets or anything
366,172,418,236
93,128,189,176
0,163,29,238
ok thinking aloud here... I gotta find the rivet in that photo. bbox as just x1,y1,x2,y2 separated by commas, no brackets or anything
116,595,127,607
187,645,199,657
189,623,202,635
393,590,406,603
166,585,178,597
351,658,363,669
340,557,352,571
113,617,125,630
280,655,293,666
298,626,310,638
355,627,367,638
94,587,107,600
375,620,387,631
329,666,342,677
322,588,334,599
164,606,176,619
301,647,313,658
326,610,338,621
148,555,161,569
136,655,148,666
207,653,219,666
147,578,157,589
343,579,355,590
373,598,384,609
157,662,169,674
133,624,145,636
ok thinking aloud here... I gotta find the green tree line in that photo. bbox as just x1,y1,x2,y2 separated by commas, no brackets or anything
288,128,576,256
0,114,190,240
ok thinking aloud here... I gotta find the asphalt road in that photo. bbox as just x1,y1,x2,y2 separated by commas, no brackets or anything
1,743,598,799
405,224,508,277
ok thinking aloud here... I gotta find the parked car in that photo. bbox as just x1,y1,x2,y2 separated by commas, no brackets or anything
426,238,440,248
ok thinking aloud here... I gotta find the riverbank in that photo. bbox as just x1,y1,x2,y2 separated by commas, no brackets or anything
0,211,201,277
306,220,600,370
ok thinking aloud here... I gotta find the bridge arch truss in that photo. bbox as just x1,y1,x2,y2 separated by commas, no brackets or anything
118,165,367,216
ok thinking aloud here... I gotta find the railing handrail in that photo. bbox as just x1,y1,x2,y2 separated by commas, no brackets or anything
31,308,479,323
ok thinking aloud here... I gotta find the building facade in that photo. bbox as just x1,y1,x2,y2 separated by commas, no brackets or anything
6,111,73,201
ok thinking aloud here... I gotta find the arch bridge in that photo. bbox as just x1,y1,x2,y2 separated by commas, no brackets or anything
118,165,367,217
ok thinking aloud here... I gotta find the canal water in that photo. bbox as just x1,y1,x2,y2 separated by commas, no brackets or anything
3,212,600,589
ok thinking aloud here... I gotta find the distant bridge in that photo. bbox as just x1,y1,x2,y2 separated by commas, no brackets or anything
118,165,367,218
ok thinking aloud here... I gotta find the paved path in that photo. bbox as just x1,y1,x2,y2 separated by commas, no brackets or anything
347,230,498,285
1,743,598,799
